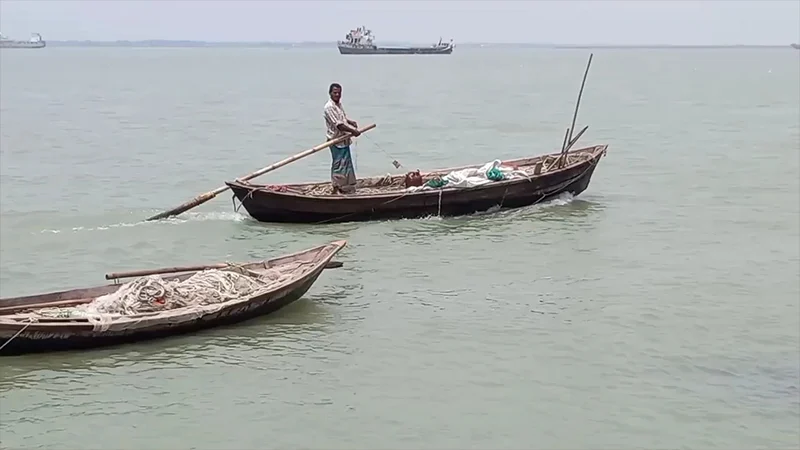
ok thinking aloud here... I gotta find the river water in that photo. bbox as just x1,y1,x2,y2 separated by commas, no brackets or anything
0,47,798,449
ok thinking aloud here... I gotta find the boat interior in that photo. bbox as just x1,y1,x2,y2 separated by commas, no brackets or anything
0,241,344,319
242,145,605,196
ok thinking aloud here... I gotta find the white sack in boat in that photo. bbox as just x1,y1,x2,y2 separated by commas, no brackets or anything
406,160,528,191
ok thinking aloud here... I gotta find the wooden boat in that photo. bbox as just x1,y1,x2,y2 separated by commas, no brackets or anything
227,144,608,224
0,240,347,356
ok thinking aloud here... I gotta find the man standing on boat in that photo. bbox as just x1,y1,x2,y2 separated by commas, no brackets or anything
324,83,361,194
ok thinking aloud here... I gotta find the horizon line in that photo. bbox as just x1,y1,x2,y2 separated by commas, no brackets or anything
36,39,796,48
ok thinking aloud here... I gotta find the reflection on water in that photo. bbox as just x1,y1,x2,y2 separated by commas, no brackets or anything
387,194,605,240
521,197,604,222
225,193,607,254
239,219,364,239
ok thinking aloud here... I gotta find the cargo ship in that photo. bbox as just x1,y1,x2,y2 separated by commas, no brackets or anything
791,43,799,50
337,26,453,55
0,32,46,49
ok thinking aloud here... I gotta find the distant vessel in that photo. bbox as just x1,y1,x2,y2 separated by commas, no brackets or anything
792,43,800,50
337,26,453,55
0,32,46,49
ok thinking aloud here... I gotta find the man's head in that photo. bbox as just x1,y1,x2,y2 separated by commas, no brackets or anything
329,83,342,103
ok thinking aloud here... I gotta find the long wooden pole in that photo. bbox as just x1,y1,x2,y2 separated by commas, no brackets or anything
567,53,593,146
104,260,344,281
544,125,590,173
558,53,593,168
560,127,570,154
551,125,589,170
145,123,377,221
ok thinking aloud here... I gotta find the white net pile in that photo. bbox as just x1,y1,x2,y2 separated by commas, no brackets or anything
35,267,278,320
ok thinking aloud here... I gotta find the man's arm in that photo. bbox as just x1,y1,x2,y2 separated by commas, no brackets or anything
326,106,360,136
337,122,359,135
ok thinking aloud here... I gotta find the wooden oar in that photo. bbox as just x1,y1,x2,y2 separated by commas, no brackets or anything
145,123,377,221
105,260,344,281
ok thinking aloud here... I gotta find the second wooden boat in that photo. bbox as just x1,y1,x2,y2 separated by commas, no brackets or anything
0,240,347,356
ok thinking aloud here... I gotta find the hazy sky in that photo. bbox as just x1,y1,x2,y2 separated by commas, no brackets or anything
1,0,798,45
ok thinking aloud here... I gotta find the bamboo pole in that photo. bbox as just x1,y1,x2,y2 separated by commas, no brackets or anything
104,261,344,281
559,54,593,168
145,123,377,221
567,53,593,146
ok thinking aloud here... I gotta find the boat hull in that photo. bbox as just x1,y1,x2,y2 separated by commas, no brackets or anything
227,146,607,224
338,44,453,55
0,241,346,355
0,276,320,355
0,42,46,49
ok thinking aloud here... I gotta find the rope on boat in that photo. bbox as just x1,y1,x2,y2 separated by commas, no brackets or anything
86,313,113,332
0,317,37,352
232,187,259,214
363,134,402,169
499,188,509,209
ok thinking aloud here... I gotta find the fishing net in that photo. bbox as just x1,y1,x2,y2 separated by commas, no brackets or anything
35,267,278,320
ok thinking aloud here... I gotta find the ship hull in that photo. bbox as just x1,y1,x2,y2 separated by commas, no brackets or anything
0,41,46,49
338,44,453,55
